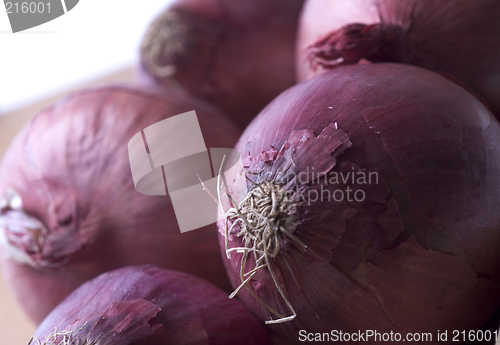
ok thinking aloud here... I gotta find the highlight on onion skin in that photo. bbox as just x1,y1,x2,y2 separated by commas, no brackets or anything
30,265,273,345
217,63,500,344
0,85,240,324
296,0,500,116
140,0,305,129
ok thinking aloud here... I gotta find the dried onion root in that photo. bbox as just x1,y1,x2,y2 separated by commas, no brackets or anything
217,158,304,324
28,323,89,345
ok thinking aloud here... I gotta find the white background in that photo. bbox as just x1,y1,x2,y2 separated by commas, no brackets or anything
0,0,174,115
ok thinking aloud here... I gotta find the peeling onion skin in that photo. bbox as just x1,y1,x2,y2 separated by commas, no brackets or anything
296,0,500,117
0,85,240,324
140,0,305,129
218,63,500,344
31,265,273,345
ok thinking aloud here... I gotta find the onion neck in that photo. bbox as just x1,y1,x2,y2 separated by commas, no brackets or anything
306,23,410,73
140,10,185,79
139,7,230,99
0,189,47,268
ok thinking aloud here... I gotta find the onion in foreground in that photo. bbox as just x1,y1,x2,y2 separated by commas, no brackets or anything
140,0,304,128
0,85,240,324
296,0,500,116
217,63,500,344
30,265,273,345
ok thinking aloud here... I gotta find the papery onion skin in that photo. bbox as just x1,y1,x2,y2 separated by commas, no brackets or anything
0,85,240,324
31,265,273,345
140,0,304,129
296,0,500,116
218,63,500,344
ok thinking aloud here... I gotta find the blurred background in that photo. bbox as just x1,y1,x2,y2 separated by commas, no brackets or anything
0,0,173,342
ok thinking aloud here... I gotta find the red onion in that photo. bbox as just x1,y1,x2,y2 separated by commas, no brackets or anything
140,0,305,128
296,0,500,116
217,63,500,343
0,85,240,324
30,265,273,345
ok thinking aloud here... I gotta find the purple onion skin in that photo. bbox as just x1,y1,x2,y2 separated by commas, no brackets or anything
31,265,273,345
140,0,305,129
0,85,240,324
218,63,500,344
296,0,500,117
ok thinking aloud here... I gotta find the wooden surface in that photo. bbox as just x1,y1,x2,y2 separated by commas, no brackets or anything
0,67,135,343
